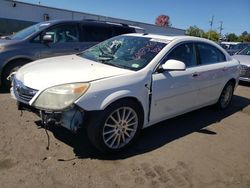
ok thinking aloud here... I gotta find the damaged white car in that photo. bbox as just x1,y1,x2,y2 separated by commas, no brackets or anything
11,34,240,153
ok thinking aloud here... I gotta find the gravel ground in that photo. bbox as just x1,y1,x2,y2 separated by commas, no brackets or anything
0,83,250,188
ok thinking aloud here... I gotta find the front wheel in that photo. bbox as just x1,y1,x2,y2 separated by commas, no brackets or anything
216,82,234,109
87,100,143,153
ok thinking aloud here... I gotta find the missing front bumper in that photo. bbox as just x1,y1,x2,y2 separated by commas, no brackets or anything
17,102,85,132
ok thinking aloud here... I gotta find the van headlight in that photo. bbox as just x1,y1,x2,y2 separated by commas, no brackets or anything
33,83,90,110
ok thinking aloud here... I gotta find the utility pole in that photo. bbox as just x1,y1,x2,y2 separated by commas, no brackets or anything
218,21,224,41
208,15,214,40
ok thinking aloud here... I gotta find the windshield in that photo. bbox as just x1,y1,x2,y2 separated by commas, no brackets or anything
238,46,250,55
10,22,51,40
79,35,167,71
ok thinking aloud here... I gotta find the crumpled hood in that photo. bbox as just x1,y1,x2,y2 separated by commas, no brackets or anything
15,54,133,90
233,55,250,66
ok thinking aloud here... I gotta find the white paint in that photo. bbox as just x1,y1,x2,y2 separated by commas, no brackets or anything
12,34,240,129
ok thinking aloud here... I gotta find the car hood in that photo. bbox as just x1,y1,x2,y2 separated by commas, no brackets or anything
233,55,250,66
15,54,133,90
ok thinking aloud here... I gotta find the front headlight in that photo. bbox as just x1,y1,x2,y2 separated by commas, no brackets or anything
33,83,90,110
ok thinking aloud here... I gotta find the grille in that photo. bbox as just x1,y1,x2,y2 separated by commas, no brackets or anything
13,77,38,103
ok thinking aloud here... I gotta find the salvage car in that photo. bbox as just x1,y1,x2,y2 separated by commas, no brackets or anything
11,34,240,153
233,46,250,82
0,19,139,87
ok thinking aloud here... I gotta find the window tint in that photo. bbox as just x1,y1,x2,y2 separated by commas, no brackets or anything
82,25,113,42
196,43,226,65
112,26,135,36
166,43,196,67
44,24,79,43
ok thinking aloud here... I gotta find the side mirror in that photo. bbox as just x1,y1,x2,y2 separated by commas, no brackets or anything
42,34,53,43
159,59,186,72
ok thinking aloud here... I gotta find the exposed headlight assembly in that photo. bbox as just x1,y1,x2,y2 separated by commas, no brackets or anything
33,83,90,110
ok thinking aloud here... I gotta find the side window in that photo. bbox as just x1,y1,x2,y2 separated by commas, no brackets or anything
44,24,79,43
112,26,135,36
82,25,113,42
166,43,196,67
196,43,226,65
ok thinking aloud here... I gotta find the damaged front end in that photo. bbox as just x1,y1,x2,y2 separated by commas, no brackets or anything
11,76,85,132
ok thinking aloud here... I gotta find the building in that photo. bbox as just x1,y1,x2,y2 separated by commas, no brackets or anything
0,0,185,36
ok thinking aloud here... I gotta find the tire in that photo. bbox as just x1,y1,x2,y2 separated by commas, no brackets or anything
216,81,234,110
87,99,143,153
2,60,29,88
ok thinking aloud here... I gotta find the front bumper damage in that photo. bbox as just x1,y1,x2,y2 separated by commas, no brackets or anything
11,76,85,132
17,101,85,132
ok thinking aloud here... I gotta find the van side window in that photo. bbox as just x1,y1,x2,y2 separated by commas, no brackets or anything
82,25,113,42
166,43,196,67
44,24,80,43
196,43,226,65
112,26,135,36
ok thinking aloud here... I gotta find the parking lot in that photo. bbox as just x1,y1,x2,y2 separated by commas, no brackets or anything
0,83,249,188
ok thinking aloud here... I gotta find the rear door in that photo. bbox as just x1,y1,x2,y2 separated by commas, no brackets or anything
193,42,228,106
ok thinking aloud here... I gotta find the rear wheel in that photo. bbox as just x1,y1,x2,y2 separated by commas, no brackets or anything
2,60,29,88
216,82,234,109
87,99,143,153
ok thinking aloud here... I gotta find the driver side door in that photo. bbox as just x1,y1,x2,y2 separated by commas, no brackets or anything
150,42,200,123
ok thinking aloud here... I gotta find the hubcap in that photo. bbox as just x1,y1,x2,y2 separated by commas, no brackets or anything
103,107,138,149
221,85,233,108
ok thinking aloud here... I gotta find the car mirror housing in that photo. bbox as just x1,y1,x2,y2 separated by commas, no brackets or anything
160,59,186,72
42,34,53,43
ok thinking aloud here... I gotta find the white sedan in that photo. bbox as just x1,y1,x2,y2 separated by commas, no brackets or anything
11,33,240,153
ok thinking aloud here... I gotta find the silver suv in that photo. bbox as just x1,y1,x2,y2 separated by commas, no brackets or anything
0,20,137,87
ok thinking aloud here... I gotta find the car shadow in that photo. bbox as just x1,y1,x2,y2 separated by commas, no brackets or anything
37,95,250,160
239,81,250,87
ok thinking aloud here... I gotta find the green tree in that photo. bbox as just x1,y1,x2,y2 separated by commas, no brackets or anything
239,31,250,42
226,33,239,42
186,25,205,37
205,30,220,41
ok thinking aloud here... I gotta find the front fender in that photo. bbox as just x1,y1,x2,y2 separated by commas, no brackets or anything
100,90,135,110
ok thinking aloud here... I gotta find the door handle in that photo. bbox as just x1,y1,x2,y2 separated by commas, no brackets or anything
74,48,80,51
192,72,200,77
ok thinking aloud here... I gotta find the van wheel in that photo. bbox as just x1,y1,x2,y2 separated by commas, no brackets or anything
2,60,29,88
216,82,234,109
87,100,143,153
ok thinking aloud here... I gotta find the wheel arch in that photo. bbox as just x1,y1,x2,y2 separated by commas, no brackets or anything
1,56,34,75
227,78,236,88
101,93,145,125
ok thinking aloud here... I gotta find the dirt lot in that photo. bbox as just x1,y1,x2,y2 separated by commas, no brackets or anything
0,83,250,188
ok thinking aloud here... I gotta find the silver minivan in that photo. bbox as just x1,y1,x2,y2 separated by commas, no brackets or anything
0,19,137,87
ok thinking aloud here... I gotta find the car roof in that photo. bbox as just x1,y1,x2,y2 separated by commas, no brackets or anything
124,33,215,43
39,19,136,29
